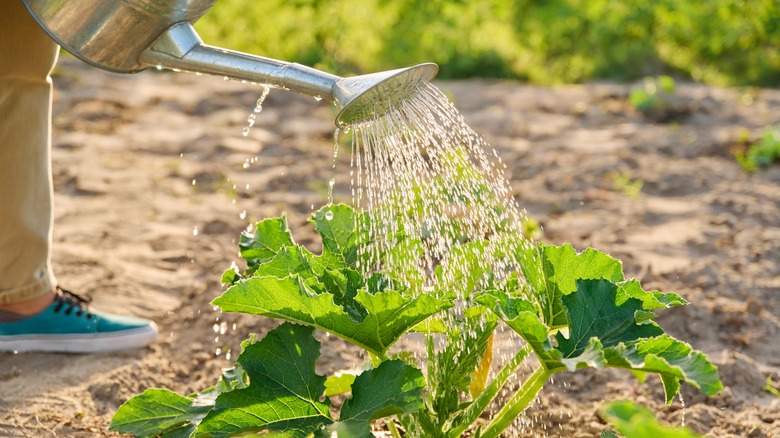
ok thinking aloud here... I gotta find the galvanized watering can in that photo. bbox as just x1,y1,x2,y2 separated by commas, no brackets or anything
22,0,438,126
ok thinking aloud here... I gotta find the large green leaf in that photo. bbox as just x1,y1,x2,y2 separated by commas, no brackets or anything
555,279,664,358
336,360,426,436
252,245,319,281
514,242,625,330
320,268,368,322
474,291,562,368
615,279,687,309
324,373,357,397
213,275,452,356
562,280,720,401
311,204,361,268
239,216,295,272
196,323,332,438
603,335,724,402
237,205,366,281
543,245,624,296
479,278,722,401
109,389,212,438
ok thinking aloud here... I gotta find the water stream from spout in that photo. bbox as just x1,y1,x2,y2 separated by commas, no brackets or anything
343,82,529,296
340,82,537,434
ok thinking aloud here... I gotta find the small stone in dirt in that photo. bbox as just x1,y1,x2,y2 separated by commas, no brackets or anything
746,297,762,315
747,426,767,438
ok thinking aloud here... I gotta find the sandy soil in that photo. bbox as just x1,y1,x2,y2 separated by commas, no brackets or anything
1,58,778,437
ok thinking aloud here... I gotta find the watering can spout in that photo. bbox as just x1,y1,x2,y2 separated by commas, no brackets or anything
142,23,438,126
140,23,339,100
21,0,437,126
139,22,438,126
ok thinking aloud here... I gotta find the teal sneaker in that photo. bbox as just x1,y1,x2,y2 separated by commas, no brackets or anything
0,288,157,353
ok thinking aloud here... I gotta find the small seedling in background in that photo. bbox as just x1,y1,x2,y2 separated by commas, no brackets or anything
521,216,543,240
600,401,703,438
629,75,676,114
764,377,780,399
608,172,643,199
735,126,780,172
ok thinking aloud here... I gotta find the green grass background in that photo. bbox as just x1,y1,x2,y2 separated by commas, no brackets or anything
195,0,780,87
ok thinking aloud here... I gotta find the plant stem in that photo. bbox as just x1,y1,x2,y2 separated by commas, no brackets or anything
387,418,403,438
369,351,389,367
479,365,553,438
396,414,415,437
426,331,436,392
447,345,532,437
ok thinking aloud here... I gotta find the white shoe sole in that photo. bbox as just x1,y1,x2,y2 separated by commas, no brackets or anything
0,323,158,353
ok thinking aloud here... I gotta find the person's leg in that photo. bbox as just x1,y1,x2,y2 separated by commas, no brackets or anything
0,0,59,311
0,2,157,352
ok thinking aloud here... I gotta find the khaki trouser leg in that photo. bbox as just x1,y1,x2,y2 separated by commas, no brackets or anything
0,1,60,304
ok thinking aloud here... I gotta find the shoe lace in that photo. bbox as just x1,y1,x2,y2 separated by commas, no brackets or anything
52,286,94,318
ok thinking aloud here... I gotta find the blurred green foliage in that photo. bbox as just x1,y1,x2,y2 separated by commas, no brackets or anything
736,125,780,172
629,75,676,113
195,0,780,86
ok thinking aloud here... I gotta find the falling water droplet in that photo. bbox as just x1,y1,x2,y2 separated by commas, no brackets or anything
252,85,271,116
223,76,230,81
327,178,335,205
325,211,334,221
243,160,250,169
242,127,250,137
239,210,247,220
192,226,199,236
314,95,323,102
247,114,256,127
332,128,340,169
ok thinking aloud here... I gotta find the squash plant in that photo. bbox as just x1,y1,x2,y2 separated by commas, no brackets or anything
110,204,721,437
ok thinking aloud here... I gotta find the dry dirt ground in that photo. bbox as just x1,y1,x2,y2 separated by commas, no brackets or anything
1,58,778,437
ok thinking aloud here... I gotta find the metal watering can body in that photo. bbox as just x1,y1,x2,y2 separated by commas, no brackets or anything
21,0,437,125
22,0,215,73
